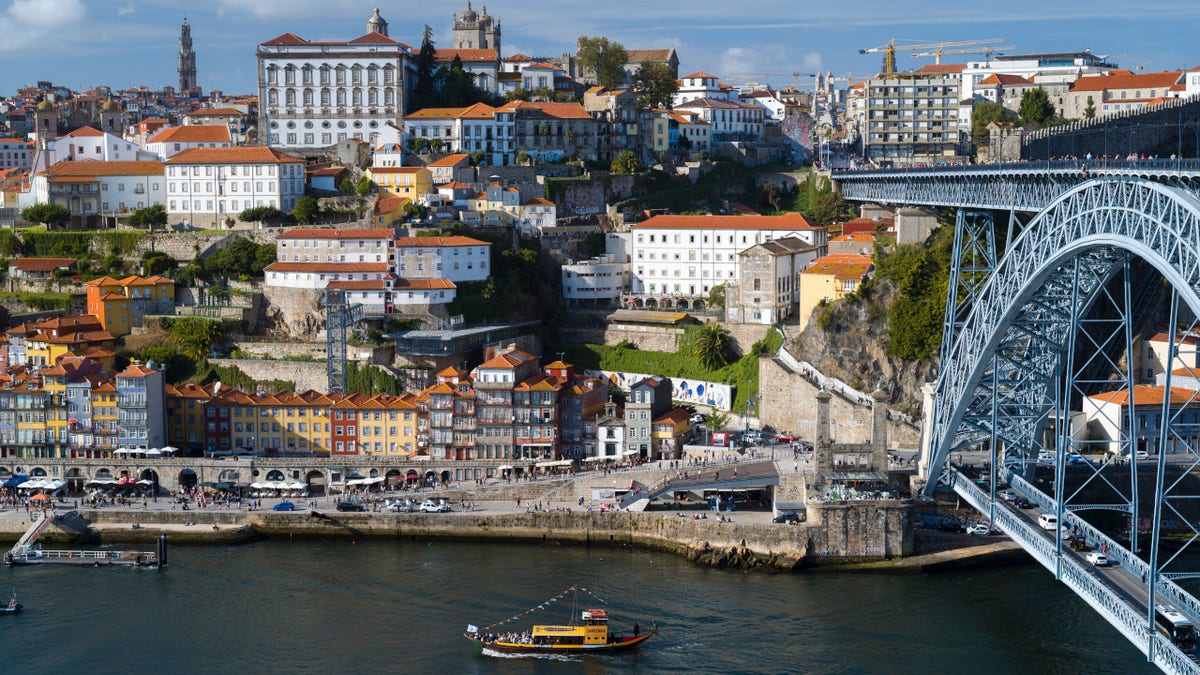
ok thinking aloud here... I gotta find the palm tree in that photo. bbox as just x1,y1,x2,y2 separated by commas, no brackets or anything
693,323,733,370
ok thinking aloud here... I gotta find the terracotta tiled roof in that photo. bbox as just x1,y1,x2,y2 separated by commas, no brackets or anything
395,235,488,247
435,48,498,63
653,408,690,426
1088,384,1198,407
348,32,399,45
278,227,394,240
117,363,158,377
978,74,1031,85
47,160,164,177
374,196,410,215
394,278,455,290
627,49,675,62
261,32,307,46
265,262,389,273
917,64,967,74
185,108,245,118
166,147,303,165
831,233,876,243
426,153,471,167
1070,70,1182,93
498,101,592,120
62,126,104,138
147,125,232,144
681,71,719,80
1147,332,1200,346
522,198,555,207
10,257,75,272
634,212,820,231
803,254,873,280
328,280,388,291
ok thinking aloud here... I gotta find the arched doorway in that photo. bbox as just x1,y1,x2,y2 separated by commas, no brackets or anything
95,468,113,479
406,470,419,485
368,468,379,478
675,298,689,310
306,470,326,495
266,469,285,482
139,469,160,494
66,467,85,493
440,470,452,485
423,470,436,487
30,467,47,477
218,470,240,482
693,299,706,311
178,468,198,491
644,297,658,309
385,469,401,486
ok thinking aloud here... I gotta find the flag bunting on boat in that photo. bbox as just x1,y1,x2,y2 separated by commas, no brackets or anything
481,585,610,630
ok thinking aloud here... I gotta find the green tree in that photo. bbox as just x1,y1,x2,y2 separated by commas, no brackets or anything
516,150,531,166
706,284,727,310
356,177,373,196
505,87,531,102
630,62,678,110
21,203,70,228
238,205,281,224
293,196,319,224
168,317,225,361
129,204,168,232
691,323,733,370
1084,96,1096,120
808,191,852,226
577,36,628,89
1018,87,1056,128
705,410,731,432
338,177,355,195
409,137,430,153
971,100,1016,144
413,25,438,110
610,149,639,175
141,251,177,276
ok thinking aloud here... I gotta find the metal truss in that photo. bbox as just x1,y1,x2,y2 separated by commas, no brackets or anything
324,287,364,395
926,176,1200,670
834,160,1200,213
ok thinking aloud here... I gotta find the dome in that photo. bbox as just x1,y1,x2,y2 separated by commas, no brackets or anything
101,101,119,112
36,101,54,112
462,2,477,21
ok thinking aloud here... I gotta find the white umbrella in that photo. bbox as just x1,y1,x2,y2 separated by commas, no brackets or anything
288,482,306,490
160,446,179,454
143,449,162,456
17,480,39,489
115,447,131,455
250,482,265,489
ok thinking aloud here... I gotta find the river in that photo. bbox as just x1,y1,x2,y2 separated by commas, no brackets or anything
0,539,1155,674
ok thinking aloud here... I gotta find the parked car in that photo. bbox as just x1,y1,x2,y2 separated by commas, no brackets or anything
772,512,802,524
420,499,451,513
1085,551,1109,567
272,501,295,511
776,433,798,443
965,523,994,536
386,498,414,512
336,501,366,512
690,413,706,425
1135,450,1150,461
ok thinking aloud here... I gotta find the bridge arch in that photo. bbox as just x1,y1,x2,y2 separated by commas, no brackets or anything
928,177,1200,483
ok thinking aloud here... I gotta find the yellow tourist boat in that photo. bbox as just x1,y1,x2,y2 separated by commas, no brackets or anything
465,587,657,655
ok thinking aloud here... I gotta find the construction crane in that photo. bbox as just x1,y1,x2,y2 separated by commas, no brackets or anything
910,45,1014,63
859,38,1006,74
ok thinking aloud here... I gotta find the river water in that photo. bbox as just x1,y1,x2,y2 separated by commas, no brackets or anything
0,539,1154,674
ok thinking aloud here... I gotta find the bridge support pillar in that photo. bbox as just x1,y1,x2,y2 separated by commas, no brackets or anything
814,387,832,484
871,386,888,474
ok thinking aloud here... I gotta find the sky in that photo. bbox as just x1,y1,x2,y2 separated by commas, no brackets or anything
3,0,1200,96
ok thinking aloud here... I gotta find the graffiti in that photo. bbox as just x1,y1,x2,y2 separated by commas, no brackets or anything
584,369,733,411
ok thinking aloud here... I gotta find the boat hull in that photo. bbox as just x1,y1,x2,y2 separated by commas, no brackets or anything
465,631,654,654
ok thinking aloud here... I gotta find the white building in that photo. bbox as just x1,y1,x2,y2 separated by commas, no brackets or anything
403,103,516,166
372,142,406,168
1081,385,1200,455
627,213,826,308
31,160,165,227
32,126,151,173
144,125,232,160
674,98,765,143
263,261,391,289
0,137,30,171
961,51,1119,103
672,72,738,107
394,235,491,283
562,254,631,308
256,9,411,150
164,147,305,226
865,69,962,166
274,227,394,264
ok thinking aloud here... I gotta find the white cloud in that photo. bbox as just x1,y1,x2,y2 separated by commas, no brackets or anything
117,3,136,16
0,0,85,51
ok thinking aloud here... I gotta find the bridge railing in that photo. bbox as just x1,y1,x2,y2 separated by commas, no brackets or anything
833,158,1200,179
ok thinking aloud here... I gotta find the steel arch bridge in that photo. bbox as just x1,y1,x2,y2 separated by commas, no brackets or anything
841,170,1200,673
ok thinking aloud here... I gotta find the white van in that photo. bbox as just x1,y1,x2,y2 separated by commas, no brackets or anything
1038,513,1059,530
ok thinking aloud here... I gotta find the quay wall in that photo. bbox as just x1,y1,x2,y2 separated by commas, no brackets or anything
1,503,915,570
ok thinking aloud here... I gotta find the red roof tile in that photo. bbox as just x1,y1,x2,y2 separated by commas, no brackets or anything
165,147,303,165
633,212,820,231
147,125,232,144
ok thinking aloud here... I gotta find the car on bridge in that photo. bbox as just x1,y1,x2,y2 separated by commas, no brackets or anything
1013,498,1035,509
1085,551,1109,567
272,501,296,511
999,489,1016,501
965,523,995,536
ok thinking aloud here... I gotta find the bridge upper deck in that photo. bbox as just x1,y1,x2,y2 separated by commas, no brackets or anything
834,158,1200,211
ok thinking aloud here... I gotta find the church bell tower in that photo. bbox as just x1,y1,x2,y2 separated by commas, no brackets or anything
178,18,198,94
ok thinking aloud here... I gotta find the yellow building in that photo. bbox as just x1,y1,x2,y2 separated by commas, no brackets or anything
85,275,176,337
90,380,120,454
165,382,215,453
23,316,115,367
351,393,420,457
368,166,433,201
797,254,874,328
651,408,691,460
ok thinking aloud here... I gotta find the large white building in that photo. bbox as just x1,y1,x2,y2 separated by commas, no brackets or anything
256,9,411,150
562,254,631,308
403,103,516,166
32,126,152,173
267,227,395,289
0,137,30,171
164,147,305,226
31,160,165,228
626,213,826,309
394,235,491,283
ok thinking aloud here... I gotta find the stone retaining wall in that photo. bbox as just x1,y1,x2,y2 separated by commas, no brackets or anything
208,358,328,392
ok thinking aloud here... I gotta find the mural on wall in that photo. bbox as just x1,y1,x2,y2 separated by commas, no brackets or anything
585,369,733,411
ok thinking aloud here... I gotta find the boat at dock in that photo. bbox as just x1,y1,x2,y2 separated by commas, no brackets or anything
464,586,657,655
4,510,167,568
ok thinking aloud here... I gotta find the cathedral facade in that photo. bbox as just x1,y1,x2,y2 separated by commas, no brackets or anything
451,3,500,53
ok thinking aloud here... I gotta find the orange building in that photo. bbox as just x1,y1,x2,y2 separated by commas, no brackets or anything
85,275,175,337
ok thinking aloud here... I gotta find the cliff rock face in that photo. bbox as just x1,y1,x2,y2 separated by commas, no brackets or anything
263,286,326,339
793,278,937,417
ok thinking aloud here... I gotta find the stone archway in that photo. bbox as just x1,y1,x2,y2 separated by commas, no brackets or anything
66,467,85,493
693,299,706,311
644,297,659,310
178,468,198,491
30,467,48,477
266,469,285,482
675,298,689,310
140,469,160,494
439,470,452,485
306,470,326,495
95,468,113,479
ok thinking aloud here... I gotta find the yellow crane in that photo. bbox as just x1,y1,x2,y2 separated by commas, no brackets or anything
859,38,1006,74
909,45,1015,63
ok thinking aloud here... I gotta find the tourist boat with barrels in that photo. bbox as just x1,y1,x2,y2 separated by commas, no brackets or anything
464,587,657,655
